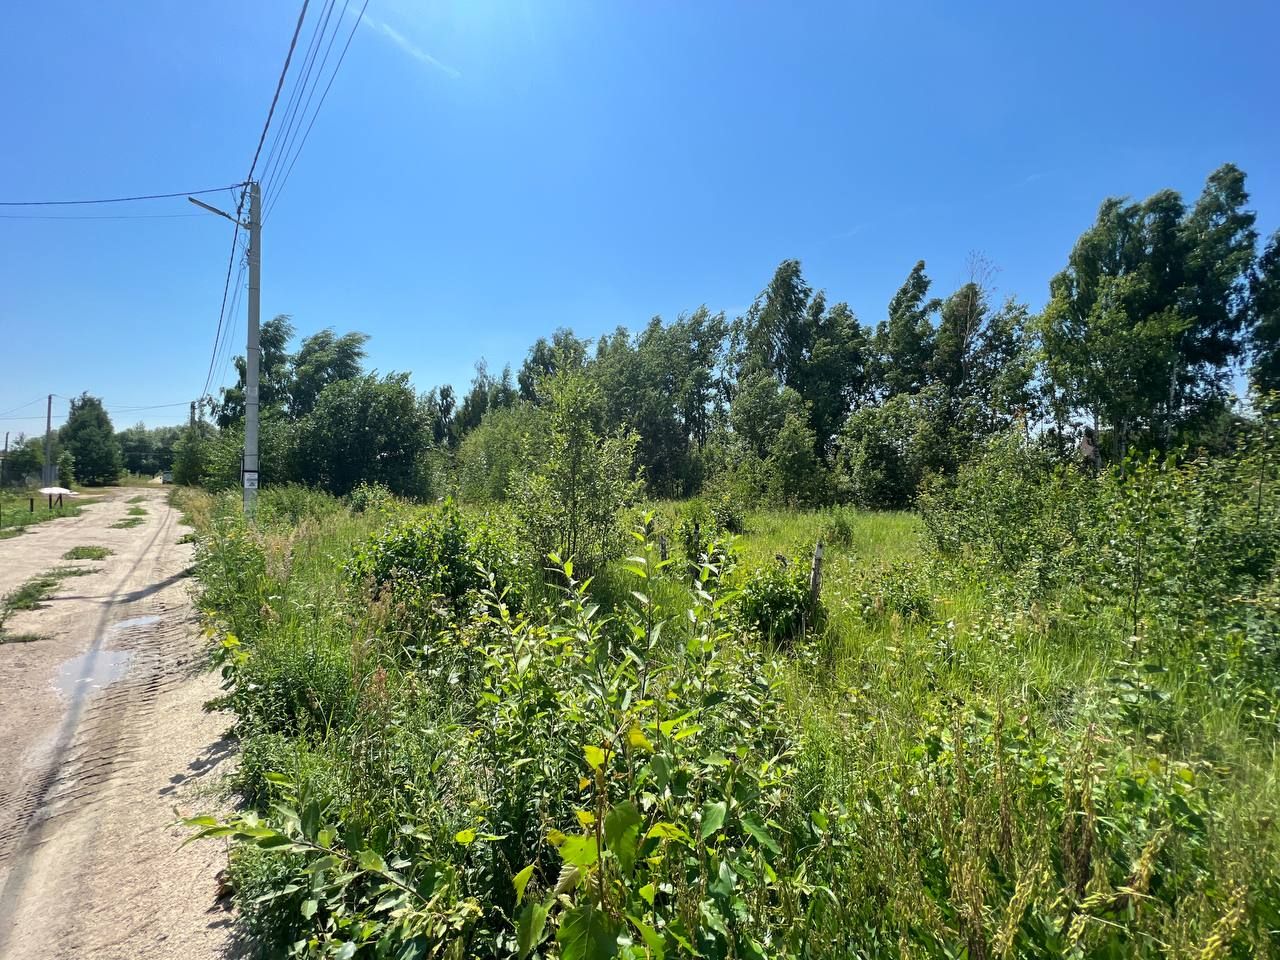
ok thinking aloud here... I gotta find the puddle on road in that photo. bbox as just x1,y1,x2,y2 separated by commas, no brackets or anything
54,649,134,698
51,614,160,698
110,614,161,632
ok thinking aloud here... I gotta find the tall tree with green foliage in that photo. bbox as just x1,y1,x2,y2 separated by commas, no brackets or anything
59,393,122,485
510,371,639,572
1251,230,1280,397
293,373,429,496
874,261,939,397
290,328,369,418
1039,165,1257,456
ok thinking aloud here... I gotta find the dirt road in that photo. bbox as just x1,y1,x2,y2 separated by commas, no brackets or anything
0,487,234,959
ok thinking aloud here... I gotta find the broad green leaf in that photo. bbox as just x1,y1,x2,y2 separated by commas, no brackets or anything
639,882,656,906
300,898,318,919
699,801,727,840
513,864,535,905
517,899,551,958
557,902,621,960
627,726,654,751
558,833,599,867
455,828,477,845
629,915,665,960
739,812,781,855
584,744,606,771
604,801,642,875
357,848,388,873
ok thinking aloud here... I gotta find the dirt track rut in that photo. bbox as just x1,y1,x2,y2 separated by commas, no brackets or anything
0,488,234,959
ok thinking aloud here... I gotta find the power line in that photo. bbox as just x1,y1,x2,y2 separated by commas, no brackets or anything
0,397,45,417
260,0,341,202
265,0,368,222
244,0,312,192
200,208,245,401
0,184,243,207
0,212,205,221
213,248,250,396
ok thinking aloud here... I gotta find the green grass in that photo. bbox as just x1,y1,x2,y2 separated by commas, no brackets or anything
127,494,147,504
62,545,112,560
0,565,97,642
183,487,1280,957
110,516,145,529
0,491,100,536
126,505,148,516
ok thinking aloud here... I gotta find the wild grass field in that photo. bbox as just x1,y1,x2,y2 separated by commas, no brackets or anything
182,420,1280,960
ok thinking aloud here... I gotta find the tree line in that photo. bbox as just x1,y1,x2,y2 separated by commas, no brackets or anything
7,164,1276,505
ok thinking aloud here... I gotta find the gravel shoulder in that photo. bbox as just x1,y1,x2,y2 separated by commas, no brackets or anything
0,487,237,959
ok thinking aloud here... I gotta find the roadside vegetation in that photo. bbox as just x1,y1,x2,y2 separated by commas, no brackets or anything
170,163,1280,956
0,491,100,539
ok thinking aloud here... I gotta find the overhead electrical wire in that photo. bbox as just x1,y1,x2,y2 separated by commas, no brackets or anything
0,212,204,221
0,184,244,207
0,397,45,418
264,0,369,223
199,186,247,401
243,0,312,198
259,0,342,201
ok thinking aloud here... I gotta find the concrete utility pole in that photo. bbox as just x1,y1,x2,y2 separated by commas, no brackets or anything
42,394,53,486
243,180,261,518
189,180,261,518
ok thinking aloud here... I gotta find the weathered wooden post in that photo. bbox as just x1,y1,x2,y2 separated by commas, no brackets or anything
809,540,824,603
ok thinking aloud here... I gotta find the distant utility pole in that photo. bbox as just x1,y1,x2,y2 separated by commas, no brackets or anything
42,394,53,486
190,179,261,518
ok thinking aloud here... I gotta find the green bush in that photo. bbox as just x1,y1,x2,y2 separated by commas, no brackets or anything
734,557,822,645
346,500,528,627
347,480,394,515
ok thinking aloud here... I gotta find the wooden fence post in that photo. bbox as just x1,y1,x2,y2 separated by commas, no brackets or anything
809,540,824,603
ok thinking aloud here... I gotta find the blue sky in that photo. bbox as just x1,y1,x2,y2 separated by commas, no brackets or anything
2,0,1277,432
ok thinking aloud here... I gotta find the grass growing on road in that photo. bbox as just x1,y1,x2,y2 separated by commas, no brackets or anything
111,516,145,529
127,505,148,516
0,565,97,642
127,495,147,504
63,545,112,561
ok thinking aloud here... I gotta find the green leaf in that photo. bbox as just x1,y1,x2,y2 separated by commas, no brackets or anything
558,833,599,867
739,812,781,855
517,899,551,959
357,848,388,873
699,801,727,840
604,801,642,875
584,744,606,771
699,900,730,939
557,902,621,960
513,864,535,905
629,915,665,960
300,898,318,919
639,882,656,906
455,828,477,845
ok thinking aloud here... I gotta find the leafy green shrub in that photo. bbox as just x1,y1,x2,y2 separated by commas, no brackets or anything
919,430,1096,597
347,480,393,515
734,557,821,644
346,500,528,627
227,843,311,949
821,505,858,547
194,509,270,640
